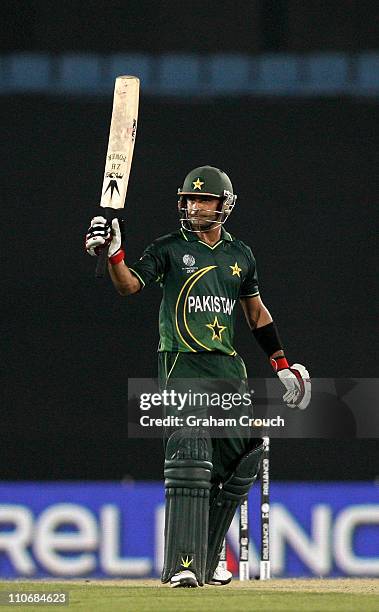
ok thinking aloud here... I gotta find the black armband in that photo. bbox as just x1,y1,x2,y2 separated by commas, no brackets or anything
252,321,283,357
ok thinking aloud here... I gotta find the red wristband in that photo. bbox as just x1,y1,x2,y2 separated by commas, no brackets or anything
109,249,125,265
270,356,289,372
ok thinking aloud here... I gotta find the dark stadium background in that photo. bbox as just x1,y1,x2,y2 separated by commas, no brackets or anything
1,1,377,480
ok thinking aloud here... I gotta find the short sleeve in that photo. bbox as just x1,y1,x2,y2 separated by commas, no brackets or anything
239,246,259,298
129,241,167,289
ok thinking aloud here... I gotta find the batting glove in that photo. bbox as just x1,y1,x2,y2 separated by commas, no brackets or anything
108,218,125,264
271,357,311,410
85,216,111,256
85,217,125,264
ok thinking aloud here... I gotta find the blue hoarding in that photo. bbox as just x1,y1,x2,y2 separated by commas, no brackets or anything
0,482,378,578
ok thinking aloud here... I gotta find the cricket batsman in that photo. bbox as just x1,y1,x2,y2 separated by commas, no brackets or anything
85,166,311,587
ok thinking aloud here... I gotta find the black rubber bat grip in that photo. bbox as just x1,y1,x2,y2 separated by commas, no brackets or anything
95,244,110,278
94,207,114,279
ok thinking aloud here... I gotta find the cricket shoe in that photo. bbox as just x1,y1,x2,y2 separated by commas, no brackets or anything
206,567,233,586
170,570,199,588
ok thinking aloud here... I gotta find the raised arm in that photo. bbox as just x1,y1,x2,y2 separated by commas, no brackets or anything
86,216,141,296
108,260,141,295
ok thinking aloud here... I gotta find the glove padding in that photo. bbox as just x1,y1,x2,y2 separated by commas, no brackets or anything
277,364,311,410
85,216,123,258
85,216,111,256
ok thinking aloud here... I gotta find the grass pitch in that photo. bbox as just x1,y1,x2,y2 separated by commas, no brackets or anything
0,579,378,611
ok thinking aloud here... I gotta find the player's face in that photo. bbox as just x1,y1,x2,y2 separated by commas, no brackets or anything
186,196,221,231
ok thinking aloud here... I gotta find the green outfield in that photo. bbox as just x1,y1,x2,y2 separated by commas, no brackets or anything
0,579,378,612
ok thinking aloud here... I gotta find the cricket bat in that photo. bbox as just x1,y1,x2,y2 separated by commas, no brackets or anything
95,75,140,278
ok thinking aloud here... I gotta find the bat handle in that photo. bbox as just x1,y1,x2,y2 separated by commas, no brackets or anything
95,244,110,278
94,207,115,279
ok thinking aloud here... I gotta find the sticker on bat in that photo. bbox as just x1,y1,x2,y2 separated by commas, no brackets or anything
106,172,124,179
107,153,128,162
103,180,120,199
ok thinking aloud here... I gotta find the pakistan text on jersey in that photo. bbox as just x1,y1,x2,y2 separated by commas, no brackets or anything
187,295,236,315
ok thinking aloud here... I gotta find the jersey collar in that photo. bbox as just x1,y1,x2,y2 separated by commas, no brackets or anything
180,227,233,243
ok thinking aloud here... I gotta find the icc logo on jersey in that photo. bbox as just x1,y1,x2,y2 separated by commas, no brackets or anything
183,254,196,267
182,253,197,274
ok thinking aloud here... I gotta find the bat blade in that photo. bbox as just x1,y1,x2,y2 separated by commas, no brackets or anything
100,75,139,210
95,75,140,278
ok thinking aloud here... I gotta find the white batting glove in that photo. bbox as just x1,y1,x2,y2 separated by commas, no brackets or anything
271,357,311,410
108,218,122,258
85,216,111,256
85,217,123,260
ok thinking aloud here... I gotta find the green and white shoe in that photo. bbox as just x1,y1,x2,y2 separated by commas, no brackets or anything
170,570,199,588
207,567,232,586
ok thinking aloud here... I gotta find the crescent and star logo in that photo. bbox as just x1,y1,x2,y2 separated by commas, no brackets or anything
175,266,235,353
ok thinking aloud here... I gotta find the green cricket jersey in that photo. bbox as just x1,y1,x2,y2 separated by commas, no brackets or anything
129,227,259,356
